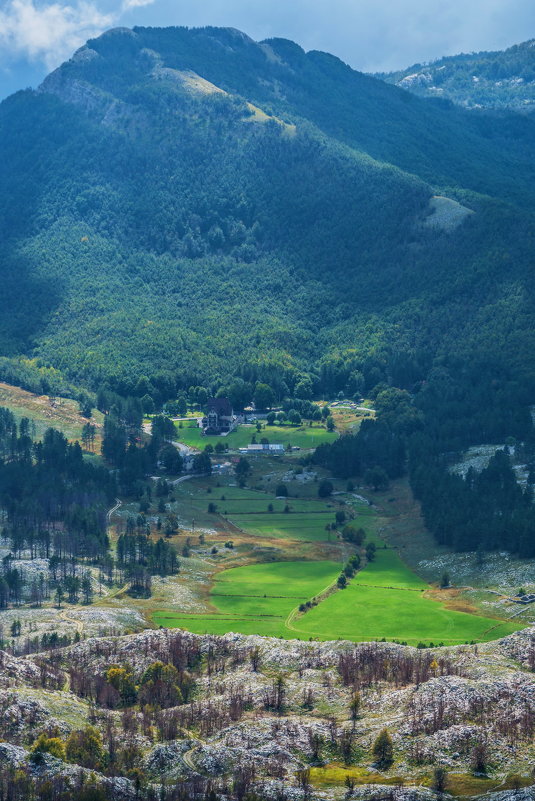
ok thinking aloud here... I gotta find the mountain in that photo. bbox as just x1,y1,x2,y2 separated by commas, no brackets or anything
378,39,535,112
0,26,535,402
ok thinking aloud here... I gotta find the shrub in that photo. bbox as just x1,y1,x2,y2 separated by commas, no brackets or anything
342,525,365,545
31,733,66,761
138,661,184,709
318,479,333,498
65,726,105,770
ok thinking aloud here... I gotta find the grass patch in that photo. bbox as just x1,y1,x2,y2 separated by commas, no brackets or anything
309,766,533,796
172,422,337,450
155,475,524,644
228,512,337,541
0,381,103,445
153,560,341,635
310,764,407,788
293,546,522,645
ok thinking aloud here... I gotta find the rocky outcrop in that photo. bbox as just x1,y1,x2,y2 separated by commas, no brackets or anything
0,627,532,800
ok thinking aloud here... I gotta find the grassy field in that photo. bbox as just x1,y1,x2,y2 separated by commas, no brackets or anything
172,422,337,450
173,479,377,542
153,496,522,645
153,560,341,636
170,474,349,540
0,381,103,445
293,544,522,644
309,766,533,797
228,513,338,541
152,465,525,645
293,551,520,644
153,533,522,644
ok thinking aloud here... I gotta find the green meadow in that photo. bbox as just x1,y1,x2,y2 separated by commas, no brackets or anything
154,472,523,645
229,513,336,541
154,528,522,644
292,547,520,644
153,560,341,637
170,475,347,537
172,422,337,450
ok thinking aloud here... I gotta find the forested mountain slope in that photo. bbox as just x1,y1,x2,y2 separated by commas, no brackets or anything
0,26,534,400
379,39,535,112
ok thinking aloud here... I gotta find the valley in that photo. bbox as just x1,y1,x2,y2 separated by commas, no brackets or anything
143,467,525,644
0,380,530,650
0,20,534,801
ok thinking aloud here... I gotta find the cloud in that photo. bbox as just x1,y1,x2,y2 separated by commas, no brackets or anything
0,0,116,69
0,0,533,99
121,0,154,10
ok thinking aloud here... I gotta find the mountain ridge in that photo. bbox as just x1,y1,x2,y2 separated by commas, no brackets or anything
0,25,534,402
378,37,535,112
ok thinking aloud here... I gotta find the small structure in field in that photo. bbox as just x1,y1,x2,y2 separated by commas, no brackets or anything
239,443,284,454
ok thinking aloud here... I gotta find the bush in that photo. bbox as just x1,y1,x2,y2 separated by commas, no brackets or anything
65,726,105,770
365,542,376,561
287,409,301,425
31,733,66,761
432,767,448,793
342,525,365,545
138,661,184,709
318,479,334,498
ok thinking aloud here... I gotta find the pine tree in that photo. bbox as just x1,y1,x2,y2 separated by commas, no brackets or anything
372,727,393,768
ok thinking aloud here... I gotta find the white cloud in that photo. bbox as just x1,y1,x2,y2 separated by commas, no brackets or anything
0,0,533,98
121,0,154,9
0,0,115,70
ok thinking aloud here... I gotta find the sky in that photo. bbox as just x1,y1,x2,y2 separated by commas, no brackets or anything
0,0,534,99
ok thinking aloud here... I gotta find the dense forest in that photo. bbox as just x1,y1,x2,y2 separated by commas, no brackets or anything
0,26,535,397
312,371,535,557
0,26,534,558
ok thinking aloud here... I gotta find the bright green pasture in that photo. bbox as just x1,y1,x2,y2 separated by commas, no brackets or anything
293,548,521,644
153,560,341,635
172,424,212,449
294,584,520,645
153,544,523,644
172,422,337,450
156,479,523,644
354,547,427,589
261,425,338,449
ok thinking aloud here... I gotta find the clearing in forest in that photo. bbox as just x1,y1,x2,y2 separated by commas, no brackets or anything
153,484,523,644
0,381,103,445
172,421,338,450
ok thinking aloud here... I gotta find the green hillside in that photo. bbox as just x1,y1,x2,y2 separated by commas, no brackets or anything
379,38,535,112
0,25,534,406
